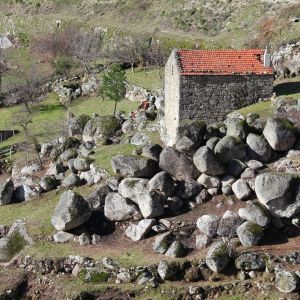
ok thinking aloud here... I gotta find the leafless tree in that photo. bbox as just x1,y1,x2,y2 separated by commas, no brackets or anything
32,24,104,75
11,107,43,167
108,35,149,73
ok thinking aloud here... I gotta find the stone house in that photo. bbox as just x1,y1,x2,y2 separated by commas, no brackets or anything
163,49,274,146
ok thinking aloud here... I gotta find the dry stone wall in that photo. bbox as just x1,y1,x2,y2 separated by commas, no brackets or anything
179,74,274,123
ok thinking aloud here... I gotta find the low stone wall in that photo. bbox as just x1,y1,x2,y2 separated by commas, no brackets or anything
179,74,274,123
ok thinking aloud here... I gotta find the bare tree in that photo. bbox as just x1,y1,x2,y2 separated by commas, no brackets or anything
11,107,43,167
32,24,103,75
108,35,149,73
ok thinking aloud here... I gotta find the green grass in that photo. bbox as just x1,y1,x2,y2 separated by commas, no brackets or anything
126,67,164,91
0,93,138,156
237,101,274,119
94,143,136,174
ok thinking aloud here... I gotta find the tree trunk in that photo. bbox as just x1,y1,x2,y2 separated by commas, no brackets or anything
78,56,91,74
113,100,118,116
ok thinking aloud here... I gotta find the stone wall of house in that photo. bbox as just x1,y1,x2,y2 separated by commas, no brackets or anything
178,74,274,123
163,50,181,146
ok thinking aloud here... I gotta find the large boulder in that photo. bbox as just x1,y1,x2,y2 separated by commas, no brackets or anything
68,114,91,137
153,232,176,254
235,252,266,271
196,215,220,237
73,157,91,172
193,146,225,176
142,143,163,161
175,178,202,199
197,174,221,189
104,193,140,221
51,190,91,231
159,147,199,180
40,176,59,192
232,179,252,200
236,221,264,246
275,270,300,293
157,260,179,281
83,115,120,143
255,172,300,218
118,178,149,203
177,120,206,148
138,191,165,219
263,117,295,151
125,219,156,241
246,134,272,163
85,186,112,211
214,136,246,164
0,179,14,205
13,185,39,202
238,202,271,227
226,118,248,140
112,155,158,178
217,210,243,237
205,241,230,273
61,174,81,188
149,172,175,197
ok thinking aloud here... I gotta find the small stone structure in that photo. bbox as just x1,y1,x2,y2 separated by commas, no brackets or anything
163,49,274,146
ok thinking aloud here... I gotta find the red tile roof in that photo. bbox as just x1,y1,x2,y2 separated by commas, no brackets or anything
177,49,273,76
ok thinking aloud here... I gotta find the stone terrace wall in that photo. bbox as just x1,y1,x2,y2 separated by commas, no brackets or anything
179,74,274,123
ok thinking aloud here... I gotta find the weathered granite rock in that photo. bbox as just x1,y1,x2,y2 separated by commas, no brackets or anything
40,176,59,192
159,147,199,180
176,178,202,199
112,155,158,178
157,260,178,281
86,186,112,211
246,134,272,163
0,179,14,205
226,118,248,140
142,143,163,161
153,232,176,254
205,241,230,273
125,219,155,241
238,202,271,227
61,174,81,188
149,172,175,197
197,174,221,189
118,178,149,203
236,221,264,246
263,117,295,151
235,252,266,271
193,146,225,176
51,190,91,231
138,191,165,219
255,172,300,218
196,215,220,237
53,231,74,243
232,179,252,200
83,115,120,143
215,136,246,164
165,241,186,258
104,193,140,221
217,210,243,237
275,270,299,293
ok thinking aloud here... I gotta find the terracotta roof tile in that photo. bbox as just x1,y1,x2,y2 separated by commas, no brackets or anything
177,49,273,76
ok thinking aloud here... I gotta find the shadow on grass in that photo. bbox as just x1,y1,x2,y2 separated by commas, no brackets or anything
274,81,300,96
35,103,64,113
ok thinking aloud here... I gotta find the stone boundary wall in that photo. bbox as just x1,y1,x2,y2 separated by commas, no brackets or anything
178,74,274,123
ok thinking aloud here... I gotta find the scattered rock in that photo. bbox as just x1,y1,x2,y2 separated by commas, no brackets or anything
238,202,271,227
104,193,140,221
246,134,272,163
125,219,155,241
165,241,186,258
53,231,74,243
86,186,111,211
255,172,300,218
51,190,91,231
196,215,220,237
275,270,299,293
149,171,175,197
195,234,211,249
236,221,264,246
197,174,221,189
235,252,266,271
0,179,14,205
157,260,178,281
205,241,230,273
159,147,199,180
112,154,158,178
217,210,243,237
193,146,224,175
232,179,252,200
153,232,176,254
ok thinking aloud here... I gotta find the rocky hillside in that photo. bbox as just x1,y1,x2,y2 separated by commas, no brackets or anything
0,0,299,48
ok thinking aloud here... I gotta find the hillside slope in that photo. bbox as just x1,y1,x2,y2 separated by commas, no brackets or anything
0,0,299,48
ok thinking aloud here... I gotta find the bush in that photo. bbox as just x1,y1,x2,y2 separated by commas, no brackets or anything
53,55,74,76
